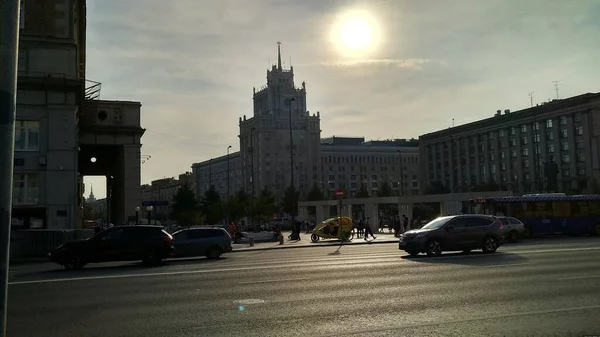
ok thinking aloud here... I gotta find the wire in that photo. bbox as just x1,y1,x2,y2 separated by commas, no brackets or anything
145,129,226,149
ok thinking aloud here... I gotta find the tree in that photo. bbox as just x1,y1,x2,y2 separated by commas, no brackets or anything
378,180,392,197
356,183,370,198
424,181,450,194
306,183,324,201
200,186,223,225
224,189,251,223
250,187,277,223
170,184,201,225
282,185,300,215
471,180,500,192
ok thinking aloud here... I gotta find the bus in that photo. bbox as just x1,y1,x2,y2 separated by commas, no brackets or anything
469,193,600,237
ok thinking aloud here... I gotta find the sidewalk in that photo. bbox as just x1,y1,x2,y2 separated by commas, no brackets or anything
232,230,399,252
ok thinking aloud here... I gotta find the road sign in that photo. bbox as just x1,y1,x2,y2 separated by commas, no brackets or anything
335,188,344,199
141,200,169,207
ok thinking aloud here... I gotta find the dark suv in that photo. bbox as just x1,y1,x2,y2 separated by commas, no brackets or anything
398,215,504,257
49,225,175,269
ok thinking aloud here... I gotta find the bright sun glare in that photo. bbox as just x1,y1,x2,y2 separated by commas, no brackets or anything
340,18,373,50
332,10,379,57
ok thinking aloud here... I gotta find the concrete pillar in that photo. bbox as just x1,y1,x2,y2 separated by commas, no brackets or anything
298,206,308,221
121,144,142,225
315,205,327,224
441,201,462,215
398,204,413,220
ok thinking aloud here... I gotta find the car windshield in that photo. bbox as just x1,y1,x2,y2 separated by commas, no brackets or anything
420,217,452,230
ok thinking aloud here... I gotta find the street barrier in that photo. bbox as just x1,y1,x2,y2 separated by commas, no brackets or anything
10,229,95,259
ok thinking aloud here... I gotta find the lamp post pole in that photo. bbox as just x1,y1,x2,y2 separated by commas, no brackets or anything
250,127,256,197
288,98,296,217
397,150,404,196
227,145,232,198
0,1,20,335
146,206,153,225
135,206,140,225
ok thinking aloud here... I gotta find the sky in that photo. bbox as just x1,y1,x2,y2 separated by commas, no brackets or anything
82,0,600,199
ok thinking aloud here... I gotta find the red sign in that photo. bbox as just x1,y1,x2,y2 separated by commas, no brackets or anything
335,188,345,199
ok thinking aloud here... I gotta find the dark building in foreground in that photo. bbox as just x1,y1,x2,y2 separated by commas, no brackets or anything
419,92,600,195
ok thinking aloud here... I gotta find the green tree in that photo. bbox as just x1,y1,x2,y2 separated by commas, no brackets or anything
356,183,370,198
170,184,201,226
282,185,300,215
250,187,277,223
224,189,251,223
306,183,324,201
199,186,223,225
378,180,392,197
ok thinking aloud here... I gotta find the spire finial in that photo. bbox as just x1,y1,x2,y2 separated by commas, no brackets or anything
277,41,282,70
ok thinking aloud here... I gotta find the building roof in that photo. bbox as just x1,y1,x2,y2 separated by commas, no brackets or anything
419,92,600,141
321,136,419,147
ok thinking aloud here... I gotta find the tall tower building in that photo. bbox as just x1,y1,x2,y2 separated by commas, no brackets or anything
239,43,321,200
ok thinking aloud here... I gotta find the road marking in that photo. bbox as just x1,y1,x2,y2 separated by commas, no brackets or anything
233,299,265,305
314,304,600,337
10,245,600,285
557,275,600,281
483,263,530,268
239,277,311,285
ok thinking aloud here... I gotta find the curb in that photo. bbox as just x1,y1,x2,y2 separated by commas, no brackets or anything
231,239,398,253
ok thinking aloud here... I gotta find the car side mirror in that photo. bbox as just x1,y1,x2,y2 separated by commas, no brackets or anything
446,225,454,231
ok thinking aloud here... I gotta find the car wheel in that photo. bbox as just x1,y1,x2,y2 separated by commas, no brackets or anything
425,240,442,257
142,251,161,266
508,230,519,242
408,250,419,257
462,249,472,254
206,246,222,260
482,236,499,253
310,234,320,243
64,256,86,270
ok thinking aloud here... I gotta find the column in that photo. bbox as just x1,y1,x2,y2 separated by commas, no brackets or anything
121,144,142,225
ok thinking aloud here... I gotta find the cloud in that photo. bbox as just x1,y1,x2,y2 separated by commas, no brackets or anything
303,58,444,69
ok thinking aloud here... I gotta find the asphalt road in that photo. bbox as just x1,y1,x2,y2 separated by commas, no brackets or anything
7,237,600,337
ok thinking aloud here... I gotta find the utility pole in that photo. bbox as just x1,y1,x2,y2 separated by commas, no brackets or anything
552,81,560,99
529,92,535,107
226,145,232,198
0,1,21,335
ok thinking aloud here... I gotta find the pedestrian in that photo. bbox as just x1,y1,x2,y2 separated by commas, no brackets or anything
393,217,400,237
364,217,376,241
379,218,384,233
403,214,410,232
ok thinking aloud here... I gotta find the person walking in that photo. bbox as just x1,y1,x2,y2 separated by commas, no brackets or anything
364,217,376,241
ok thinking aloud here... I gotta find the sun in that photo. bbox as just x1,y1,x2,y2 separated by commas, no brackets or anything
331,10,380,57
340,18,373,50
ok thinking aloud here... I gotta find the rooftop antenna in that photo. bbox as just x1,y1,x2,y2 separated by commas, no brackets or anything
552,80,560,99
452,118,454,127
529,91,535,107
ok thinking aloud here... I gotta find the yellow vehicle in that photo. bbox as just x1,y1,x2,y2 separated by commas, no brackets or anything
311,217,355,242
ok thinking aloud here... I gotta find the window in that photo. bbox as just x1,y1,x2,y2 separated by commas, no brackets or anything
561,154,570,163
520,125,527,133
577,153,585,163
510,139,516,147
350,175,357,181
576,140,584,149
533,122,540,131
371,175,377,180
578,168,586,176
561,141,568,151
522,148,529,156
563,169,571,177
14,121,40,151
576,126,584,136
560,116,567,125
511,150,517,158
500,151,506,160
525,173,530,180
12,173,39,205
547,144,555,153
534,145,541,155
510,127,516,135
500,162,506,171
491,164,496,174
499,130,505,138
412,181,418,187
533,133,540,143
546,131,554,140
521,137,528,145
523,160,530,168
560,129,568,138
546,119,553,128
489,132,494,139
490,153,495,161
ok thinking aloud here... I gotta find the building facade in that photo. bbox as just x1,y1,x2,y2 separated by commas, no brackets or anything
419,92,600,195
191,152,243,201
12,0,87,229
320,137,420,198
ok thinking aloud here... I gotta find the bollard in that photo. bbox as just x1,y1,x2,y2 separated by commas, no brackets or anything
249,238,255,247
278,234,284,245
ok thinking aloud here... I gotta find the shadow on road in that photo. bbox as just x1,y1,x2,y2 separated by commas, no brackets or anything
401,251,528,266
14,257,230,279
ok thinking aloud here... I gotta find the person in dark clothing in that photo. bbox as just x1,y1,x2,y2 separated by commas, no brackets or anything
402,215,410,233
393,217,400,237
364,217,376,240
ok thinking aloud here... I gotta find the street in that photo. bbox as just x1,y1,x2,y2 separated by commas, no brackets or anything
6,237,600,337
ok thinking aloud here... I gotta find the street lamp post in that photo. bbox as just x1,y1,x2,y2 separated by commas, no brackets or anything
135,206,140,225
250,127,256,197
288,97,296,217
397,150,404,196
227,145,232,198
146,206,153,225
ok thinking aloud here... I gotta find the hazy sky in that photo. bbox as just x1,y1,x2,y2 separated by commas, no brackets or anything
82,0,600,199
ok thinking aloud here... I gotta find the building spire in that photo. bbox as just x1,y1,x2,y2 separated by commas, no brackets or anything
277,41,282,70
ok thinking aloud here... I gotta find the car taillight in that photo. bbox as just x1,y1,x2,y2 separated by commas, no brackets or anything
164,235,173,244
497,219,504,230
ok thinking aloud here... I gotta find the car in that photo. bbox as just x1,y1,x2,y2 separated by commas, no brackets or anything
495,216,526,242
171,227,233,259
398,214,504,257
49,225,175,269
